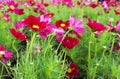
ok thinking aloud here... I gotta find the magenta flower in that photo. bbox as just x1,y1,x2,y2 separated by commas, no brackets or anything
116,20,120,30
0,46,13,64
52,28,65,42
62,0,74,7
7,1,24,15
14,21,26,29
3,13,12,22
107,20,120,32
69,16,85,39
7,1,18,11
52,0,61,5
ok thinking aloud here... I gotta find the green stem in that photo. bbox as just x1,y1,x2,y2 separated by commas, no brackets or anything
109,38,115,57
44,34,55,57
92,49,106,79
12,40,19,74
1,65,4,77
26,33,36,60
0,61,11,78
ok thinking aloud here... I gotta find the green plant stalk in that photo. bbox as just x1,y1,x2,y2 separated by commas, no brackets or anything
12,40,19,76
92,49,107,79
44,34,55,57
0,65,4,77
109,38,115,57
0,61,11,78
59,50,67,78
26,32,36,61
87,40,91,79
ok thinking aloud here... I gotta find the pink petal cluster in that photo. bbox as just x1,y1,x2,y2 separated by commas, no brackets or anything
0,46,13,64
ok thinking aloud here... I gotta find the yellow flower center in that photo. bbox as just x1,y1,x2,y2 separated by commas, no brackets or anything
67,68,72,73
0,51,5,55
4,17,8,21
0,51,5,58
32,25,39,29
60,23,65,27
9,5,15,10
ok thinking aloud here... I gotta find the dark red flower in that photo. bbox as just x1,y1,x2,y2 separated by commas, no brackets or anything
66,62,79,78
87,18,106,31
14,8,24,15
23,15,47,31
114,43,120,51
9,28,28,40
114,9,120,15
89,2,98,8
45,13,54,18
62,36,79,49
55,20,69,29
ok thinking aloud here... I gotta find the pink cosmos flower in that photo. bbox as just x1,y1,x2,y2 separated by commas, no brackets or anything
33,1,47,14
52,28,65,42
107,20,120,31
14,21,26,29
69,16,85,39
3,13,12,22
52,0,61,5
115,20,120,30
7,1,24,15
24,15,53,38
62,0,74,7
0,45,13,64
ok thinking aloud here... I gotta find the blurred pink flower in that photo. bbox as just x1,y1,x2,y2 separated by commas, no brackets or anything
116,20,120,30
14,21,26,29
52,28,65,42
0,46,13,64
69,16,85,39
7,1,24,15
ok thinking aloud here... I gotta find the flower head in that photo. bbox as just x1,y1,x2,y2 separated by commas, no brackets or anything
55,20,69,29
87,18,106,31
7,1,24,15
115,20,120,30
62,36,79,49
0,45,13,64
69,16,85,39
66,62,79,78
23,15,47,31
14,21,26,29
9,28,28,40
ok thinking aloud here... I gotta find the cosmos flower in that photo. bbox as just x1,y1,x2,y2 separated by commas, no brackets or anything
69,16,85,39
23,15,47,31
7,1,24,15
52,0,61,5
66,62,79,78
114,9,120,15
62,36,79,49
0,45,13,64
87,18,106,31
52,27,65,42
115,20,120,30
89,2,98,8
62,0,74,7
14,21,26,29
55,20,69,29
9,28,28,40
114,43,120,51
3,13,11,22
